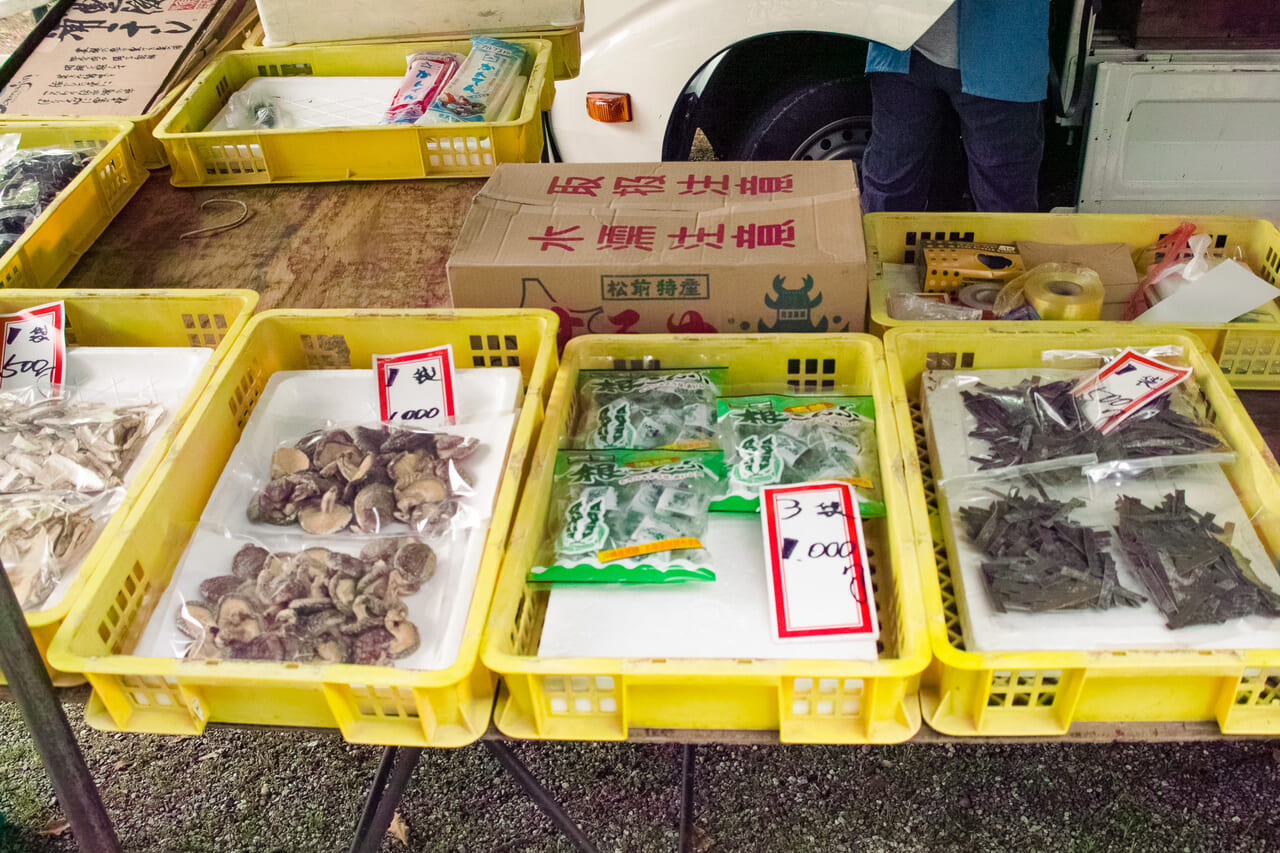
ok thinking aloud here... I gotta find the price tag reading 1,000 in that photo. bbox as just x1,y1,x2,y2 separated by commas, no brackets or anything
760,480,879,641
374,345,457,427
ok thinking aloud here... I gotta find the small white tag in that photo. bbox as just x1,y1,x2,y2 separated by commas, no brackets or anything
0,300,66,397
374,345,457,426
1072,348,1193,435
760,481,878,641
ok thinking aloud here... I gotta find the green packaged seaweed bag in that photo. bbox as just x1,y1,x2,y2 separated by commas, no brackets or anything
712,395,884,516
529,450,725,583
571,368,725,450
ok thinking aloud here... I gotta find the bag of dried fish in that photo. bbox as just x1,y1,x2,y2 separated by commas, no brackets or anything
923,367,1227,479
712,395,884,516
530,450,725,583
172,534,444,667
0,399,164,493
571,368,725,451
0,488,124,612
245,424,481,537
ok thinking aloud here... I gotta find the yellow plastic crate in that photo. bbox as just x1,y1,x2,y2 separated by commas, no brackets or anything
48,309,558,748
0,289,257,687
865,213,1280,390
239,22,582,80
154,39,555,187
481,334,931,744
1,8,261,168
886,325,1280,737
0,121,147,289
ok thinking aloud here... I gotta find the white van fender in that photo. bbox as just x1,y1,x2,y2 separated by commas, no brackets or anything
551,0,951,162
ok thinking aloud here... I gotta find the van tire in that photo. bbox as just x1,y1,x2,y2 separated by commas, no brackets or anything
724,75,873,163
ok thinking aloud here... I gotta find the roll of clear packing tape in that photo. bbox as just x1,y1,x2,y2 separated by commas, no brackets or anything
957,282,1002,314
1024,268,1105,321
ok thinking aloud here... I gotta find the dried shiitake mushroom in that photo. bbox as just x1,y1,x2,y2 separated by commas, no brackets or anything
247,426,478,535
179,540,439,667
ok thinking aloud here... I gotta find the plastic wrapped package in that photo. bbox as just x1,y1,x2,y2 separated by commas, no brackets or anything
529,450,725,583
241,423,482,538
222,91,289,129
940,456,1280,652
571,368,724,450
0,399,165,493
380,52,463,125
712,394,884,516
0,141,93,256
887,291,982,322
922,366,1228,481
418,36,527,125
0,488,124,611
163,527,462,667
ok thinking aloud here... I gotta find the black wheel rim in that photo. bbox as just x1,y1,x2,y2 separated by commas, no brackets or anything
792,117,872,162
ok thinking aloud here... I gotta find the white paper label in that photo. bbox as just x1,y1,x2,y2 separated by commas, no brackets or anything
1072,348,1193,435
0,300,66,397
760,480,878,641
374,345,456,425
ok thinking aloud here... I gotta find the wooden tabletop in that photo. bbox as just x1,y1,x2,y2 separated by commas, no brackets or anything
61,170,481,311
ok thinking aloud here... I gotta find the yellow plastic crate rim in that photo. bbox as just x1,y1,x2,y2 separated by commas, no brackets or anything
865,213,1280,390
0,121,148,290
885,325,1280,735
481,334,932,743
47,309,558,747
240,22,582,80
154,38,554,186
0,289,257,684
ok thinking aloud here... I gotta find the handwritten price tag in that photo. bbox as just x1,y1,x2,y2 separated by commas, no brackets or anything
1073,348,1193,435
760,481,878,641
374,345,456,426
0,300,66,397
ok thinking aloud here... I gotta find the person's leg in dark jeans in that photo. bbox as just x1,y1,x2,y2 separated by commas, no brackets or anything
861,54,951,212
950,90,1044,212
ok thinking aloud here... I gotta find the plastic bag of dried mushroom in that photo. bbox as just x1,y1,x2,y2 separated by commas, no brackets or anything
242,424,483,537
165,528,465,667
0,489,124,612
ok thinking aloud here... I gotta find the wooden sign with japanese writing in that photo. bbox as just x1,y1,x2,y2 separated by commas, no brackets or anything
0,0,221,117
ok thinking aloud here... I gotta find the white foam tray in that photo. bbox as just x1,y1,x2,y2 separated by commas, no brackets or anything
140,367,522,672
15,347,213,612
926,369,1280,652
205,77,404,131
537,514,880,661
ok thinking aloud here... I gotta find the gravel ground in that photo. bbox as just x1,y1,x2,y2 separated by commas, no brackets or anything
3,700,1280,852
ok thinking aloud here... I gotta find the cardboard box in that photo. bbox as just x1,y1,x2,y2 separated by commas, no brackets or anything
916,240,1023,292
447,162,866,346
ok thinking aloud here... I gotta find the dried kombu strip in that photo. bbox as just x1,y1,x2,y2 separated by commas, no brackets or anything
958,487,1146,614
1113,490,1280,629
960,377,1222,470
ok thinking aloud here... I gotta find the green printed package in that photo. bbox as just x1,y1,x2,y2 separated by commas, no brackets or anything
712,395,885,516
529,450,725,583
571,368,725,450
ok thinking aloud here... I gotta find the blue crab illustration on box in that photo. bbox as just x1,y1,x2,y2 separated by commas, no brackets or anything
757,275,848,333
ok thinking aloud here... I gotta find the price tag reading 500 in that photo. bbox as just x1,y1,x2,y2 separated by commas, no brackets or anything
760,480,879,641
0,300,66,397
374,345,457,426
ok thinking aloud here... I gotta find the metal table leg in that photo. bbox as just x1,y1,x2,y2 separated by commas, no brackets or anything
0,562,120,852
679,744,696,853
484,740,600,853
347,745,423,853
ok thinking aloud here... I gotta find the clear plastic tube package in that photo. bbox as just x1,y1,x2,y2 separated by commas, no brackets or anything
418,36,527,125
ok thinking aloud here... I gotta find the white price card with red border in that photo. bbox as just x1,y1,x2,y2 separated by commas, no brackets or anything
374,345,457,426
760,480,879,641
0,300,66,398
1072,347,1194,435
